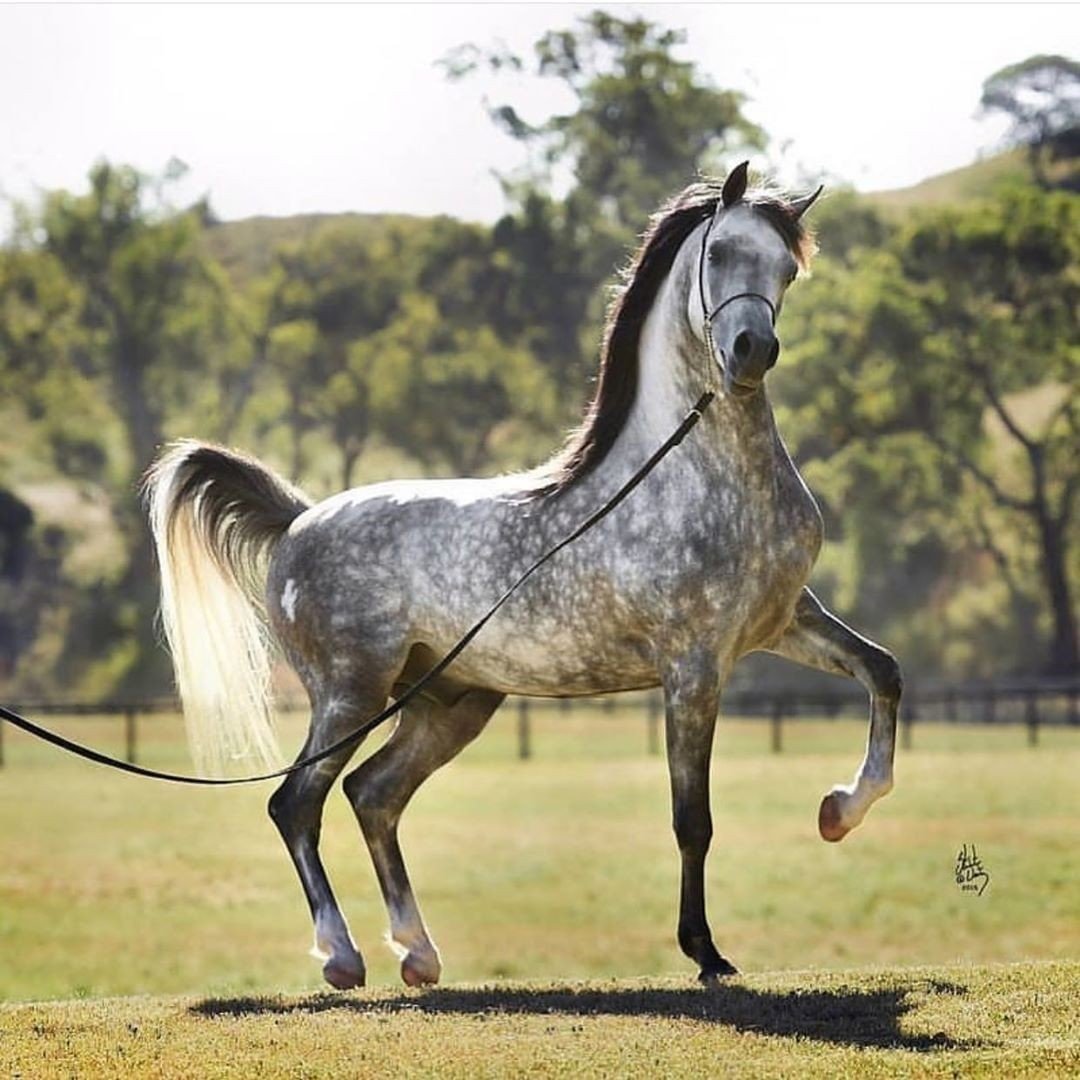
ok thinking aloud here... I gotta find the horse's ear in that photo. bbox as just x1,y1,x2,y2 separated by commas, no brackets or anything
721,161,749,208
790,184,824,219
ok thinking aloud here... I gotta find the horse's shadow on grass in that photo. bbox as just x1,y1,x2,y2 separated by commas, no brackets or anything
192,976,979,1052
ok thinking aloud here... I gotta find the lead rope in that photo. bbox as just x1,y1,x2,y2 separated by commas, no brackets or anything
0,391,714,786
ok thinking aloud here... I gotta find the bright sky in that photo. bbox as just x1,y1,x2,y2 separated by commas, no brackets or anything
1,3,1077,226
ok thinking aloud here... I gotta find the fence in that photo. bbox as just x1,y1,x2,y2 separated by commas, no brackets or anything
1,677,1076,768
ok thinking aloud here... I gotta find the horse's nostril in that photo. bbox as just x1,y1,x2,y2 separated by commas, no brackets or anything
766,338,780,369
733,331,753,362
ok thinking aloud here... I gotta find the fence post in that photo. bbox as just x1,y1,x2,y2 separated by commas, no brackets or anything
517,698,531,761
1067,689,1078,728
647,694,661,756
770,699,783,754
902,696,915,751
945,689,956,722
1025,693,1039,747
125,707,138,764
983,688,996,725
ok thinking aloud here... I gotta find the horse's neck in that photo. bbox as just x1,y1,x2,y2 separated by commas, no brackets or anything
624,260,780,481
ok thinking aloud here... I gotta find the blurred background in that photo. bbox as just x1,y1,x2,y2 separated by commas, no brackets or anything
0,4,1071,691
1,4,1075,702
0,3,1077,1002
0,6,1075,699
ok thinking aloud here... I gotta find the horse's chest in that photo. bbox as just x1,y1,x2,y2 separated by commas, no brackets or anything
626,478,822,644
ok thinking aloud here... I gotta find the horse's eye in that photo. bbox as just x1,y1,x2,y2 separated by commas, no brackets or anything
708,243,726,264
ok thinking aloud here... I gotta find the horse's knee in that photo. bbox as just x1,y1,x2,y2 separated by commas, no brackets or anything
672,808,712,855
870,650,903,702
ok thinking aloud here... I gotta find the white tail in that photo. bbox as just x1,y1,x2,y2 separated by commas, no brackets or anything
145,440,311,776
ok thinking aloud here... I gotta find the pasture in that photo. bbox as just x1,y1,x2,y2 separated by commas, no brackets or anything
0,707,1076,1004
2,961,1077,1077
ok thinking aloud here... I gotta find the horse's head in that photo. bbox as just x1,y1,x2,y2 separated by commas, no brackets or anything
693,162,821,398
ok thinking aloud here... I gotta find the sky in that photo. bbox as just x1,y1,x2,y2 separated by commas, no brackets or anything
1,3,1077,227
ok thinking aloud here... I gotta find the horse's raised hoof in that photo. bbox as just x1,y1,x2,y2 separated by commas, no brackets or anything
322,956,366,991
698,958,739,985
818,789,852,843
400,951,441,988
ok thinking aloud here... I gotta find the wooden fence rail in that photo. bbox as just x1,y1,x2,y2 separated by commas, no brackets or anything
1,678,1077,766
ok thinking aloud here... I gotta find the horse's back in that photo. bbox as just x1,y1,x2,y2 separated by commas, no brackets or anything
265,475,529,659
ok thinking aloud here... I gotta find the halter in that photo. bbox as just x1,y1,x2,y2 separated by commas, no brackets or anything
695,202,778,383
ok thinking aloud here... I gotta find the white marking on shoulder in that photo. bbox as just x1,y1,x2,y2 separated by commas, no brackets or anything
281,579,300,623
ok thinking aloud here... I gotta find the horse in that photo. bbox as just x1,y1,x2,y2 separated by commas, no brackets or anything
145,161,902,990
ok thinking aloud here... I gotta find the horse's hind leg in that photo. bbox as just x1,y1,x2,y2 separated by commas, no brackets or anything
343,688,504,987
769,587,903,842
268,685,391,990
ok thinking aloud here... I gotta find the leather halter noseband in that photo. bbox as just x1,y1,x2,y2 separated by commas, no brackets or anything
695,202,777,378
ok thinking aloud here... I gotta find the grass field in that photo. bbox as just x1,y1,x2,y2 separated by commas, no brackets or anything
1,961,1076,1077
0,708,1077,1007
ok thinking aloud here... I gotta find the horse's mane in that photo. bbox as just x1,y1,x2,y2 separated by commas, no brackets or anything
532,179,815,497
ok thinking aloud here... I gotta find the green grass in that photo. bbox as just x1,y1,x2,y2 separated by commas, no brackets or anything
1,961,1076,1077
0,708,1076,1008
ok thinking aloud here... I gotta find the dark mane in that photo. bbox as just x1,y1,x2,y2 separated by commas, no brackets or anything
533,180,815,497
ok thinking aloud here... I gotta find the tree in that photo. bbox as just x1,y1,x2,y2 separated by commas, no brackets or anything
445,10,766,411
0,243,111,484
27,162,238,506
781,185,1079,675
981,55,1080,188
445,11,762,237
266,318,322,481
355,293,557,476
242,217,429,486
2,161,235,694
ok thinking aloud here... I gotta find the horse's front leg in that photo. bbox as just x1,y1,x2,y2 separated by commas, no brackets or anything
661,651,738,983
770,587,903,842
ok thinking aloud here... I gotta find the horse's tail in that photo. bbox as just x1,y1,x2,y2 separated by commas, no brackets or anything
144,440,311,776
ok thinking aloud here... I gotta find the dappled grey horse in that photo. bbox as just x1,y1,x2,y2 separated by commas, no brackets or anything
146,162,902,990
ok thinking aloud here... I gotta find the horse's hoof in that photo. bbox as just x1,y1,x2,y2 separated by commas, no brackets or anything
818,790,852,843
400,951,441,988
323,957,365,990
698,958,738,984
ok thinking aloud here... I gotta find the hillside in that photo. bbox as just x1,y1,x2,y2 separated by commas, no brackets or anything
206,150,1035,277
204,209,424,283
1,961,1076,1078
864,149,1033,211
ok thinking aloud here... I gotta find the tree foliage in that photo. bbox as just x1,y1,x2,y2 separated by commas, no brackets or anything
781,185,1078,674
980,54,1080,187
445,10,765,410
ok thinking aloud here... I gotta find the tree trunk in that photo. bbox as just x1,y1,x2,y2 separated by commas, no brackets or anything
342,447,359,491
1034,506,1079,675
110,339,172,695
